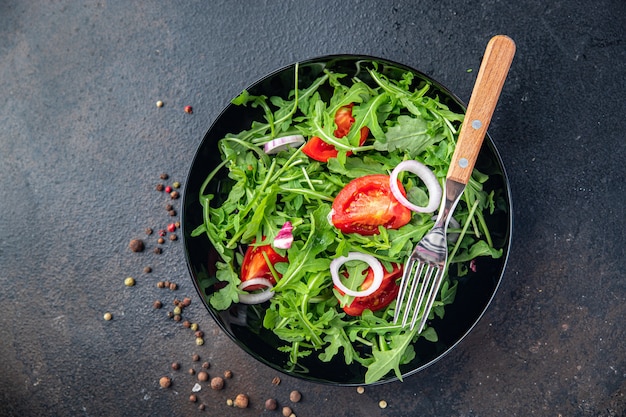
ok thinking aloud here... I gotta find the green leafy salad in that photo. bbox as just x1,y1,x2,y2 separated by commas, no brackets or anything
191,64,504,384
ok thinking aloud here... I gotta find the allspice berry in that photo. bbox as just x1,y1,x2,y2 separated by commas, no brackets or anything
210,376,224,390
265,398,278,410
234,393,249,408
197,371,209,382
129,239,145,252
159,376,172,388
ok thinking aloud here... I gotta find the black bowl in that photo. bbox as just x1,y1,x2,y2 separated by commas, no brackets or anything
182,55,512,386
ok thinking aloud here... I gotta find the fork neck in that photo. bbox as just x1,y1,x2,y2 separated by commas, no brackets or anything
434,179,466,229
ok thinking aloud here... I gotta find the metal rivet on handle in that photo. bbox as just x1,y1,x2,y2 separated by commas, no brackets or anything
459,158,469,168
471,119,482,130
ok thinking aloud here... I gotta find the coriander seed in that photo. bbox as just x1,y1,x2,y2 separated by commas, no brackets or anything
379,400,388,409
289,390,301,403
159,376,171,388
156,100,163,108
124,277,135,287
103,312,112,321
234,394,249,408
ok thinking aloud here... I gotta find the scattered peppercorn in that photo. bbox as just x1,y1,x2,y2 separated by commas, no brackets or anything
153,247,162,254
210,376,224,390
378,400,388,409
282,406,293,417
170,191,180,199
195,337,204,346
159,376,172,388
198,404,205,411
197,371,209,382
164,281,170,287
157,281,165,288
145,228,153,235
202,362,210,369
169,282,177,290
129,239,145,252
168,209,176,216
194,330,204,338
272,376,281,385
188,368,195,375
182,297,191,307
189,394,197,403
124,277,135,287
192,354,200,362
157,237,165,245
265,398,278,411
173,181,181,189
165,185,172,193
166,311,174,318
143,266,152,273
175,221,181,228
153,300,162,309
223,370,233,379
184,105,193,114
173,306,182,315
156,100,164,108
165,203,173,211
171,362,180,371
356,386,365,394
103,312,112,321
169,234,177,241
289,390,301,403
158,229,167,237
234,394,249,408
160,173,169,180
226,399,234,407
173,314,181,322
190,323,199,331
167,223,176,233
155,183,164,192
182,320,191,328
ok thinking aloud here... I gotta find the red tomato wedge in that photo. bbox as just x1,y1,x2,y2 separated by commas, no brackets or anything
302,104,369,162
331,174,412,235
336,263,402,316
240,243,288,291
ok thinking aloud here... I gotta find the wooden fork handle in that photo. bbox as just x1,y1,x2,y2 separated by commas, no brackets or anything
447,35,516,185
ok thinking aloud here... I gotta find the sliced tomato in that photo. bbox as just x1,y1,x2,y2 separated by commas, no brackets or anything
331,174,412,235
302,104,369,163
336,263,403,316
240,243,288,291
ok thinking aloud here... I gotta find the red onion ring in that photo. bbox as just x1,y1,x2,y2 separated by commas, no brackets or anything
237,278,275,304
263,135,305,154
389,160,442,213
330,252,384,297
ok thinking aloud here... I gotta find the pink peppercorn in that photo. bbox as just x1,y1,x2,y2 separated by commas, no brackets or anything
184,105,193,114
165,185,172,193
167,223,176,233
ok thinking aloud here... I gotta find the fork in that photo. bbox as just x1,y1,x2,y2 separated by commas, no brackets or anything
393,35,516,332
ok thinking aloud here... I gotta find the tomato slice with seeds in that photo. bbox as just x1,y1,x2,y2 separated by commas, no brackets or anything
302,104,369,163
336,263,403,316
331,174,412,236
240,243,288,291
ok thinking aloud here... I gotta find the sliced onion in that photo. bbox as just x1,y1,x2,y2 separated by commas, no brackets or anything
263,135,305,154
273,221,293,249
389,160,442,213
237,278,275,304
330,252,384,297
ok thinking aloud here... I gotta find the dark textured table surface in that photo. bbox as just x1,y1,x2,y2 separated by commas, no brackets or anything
1,1,624,416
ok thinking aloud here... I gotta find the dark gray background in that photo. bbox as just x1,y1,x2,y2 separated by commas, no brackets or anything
1,1,624,416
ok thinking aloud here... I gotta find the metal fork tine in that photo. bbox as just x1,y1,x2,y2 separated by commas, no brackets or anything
400,261,426,327
393,257,415,323
416,268,444,333
408,265,437,330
